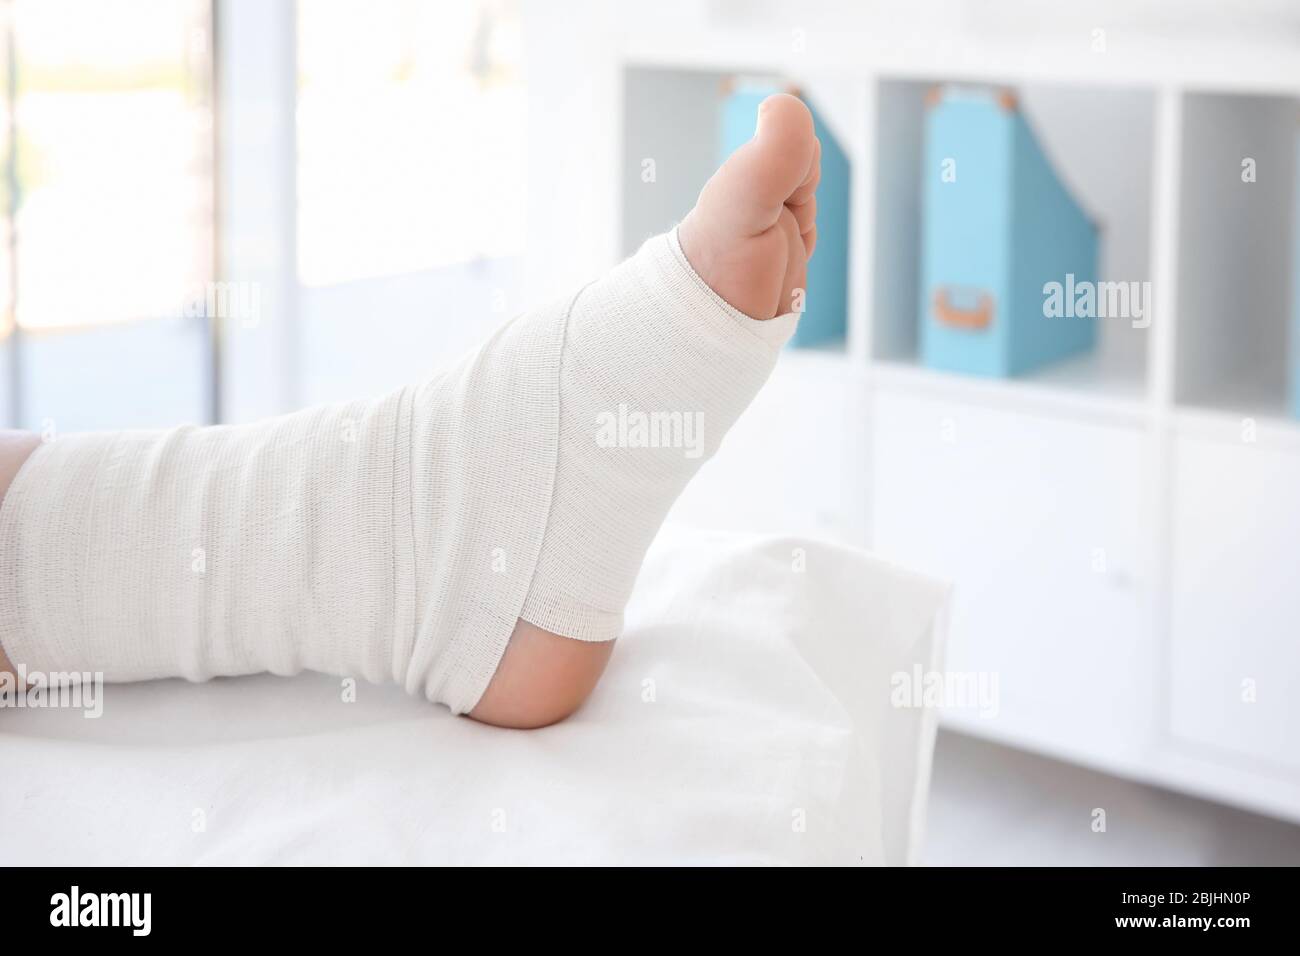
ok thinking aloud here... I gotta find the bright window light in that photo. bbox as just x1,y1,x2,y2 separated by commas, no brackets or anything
6,0,212,332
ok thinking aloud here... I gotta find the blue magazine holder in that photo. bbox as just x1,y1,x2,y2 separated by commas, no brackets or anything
920,87,1099,377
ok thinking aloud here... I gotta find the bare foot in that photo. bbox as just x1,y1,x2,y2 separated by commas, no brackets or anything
678,92,821,321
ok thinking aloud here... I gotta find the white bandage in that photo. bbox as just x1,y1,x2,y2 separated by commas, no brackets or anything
519,230,797,639
0,229,795,712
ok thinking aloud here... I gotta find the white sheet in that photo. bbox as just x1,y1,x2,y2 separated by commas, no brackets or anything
0,525,948,865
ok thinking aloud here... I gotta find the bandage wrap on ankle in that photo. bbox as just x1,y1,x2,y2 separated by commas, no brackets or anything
519,230,797,640
0,229,795,711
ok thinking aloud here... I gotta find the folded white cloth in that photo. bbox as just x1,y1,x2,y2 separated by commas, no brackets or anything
0,525,951,865
0,230,796,713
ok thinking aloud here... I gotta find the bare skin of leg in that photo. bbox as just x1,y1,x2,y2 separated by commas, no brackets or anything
0,94,820,731
0,430,41,680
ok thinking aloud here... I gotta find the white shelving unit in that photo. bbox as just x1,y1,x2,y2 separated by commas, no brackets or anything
610,24,1300,823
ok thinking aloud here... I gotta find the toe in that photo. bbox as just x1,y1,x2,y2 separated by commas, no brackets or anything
675,93,821,320
802,222,818,261
776,206,809,315
789,193,817,236
697,93,818,238
785,136,822,210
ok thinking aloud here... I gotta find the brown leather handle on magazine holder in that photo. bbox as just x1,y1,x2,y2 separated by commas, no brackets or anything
932,286,994,331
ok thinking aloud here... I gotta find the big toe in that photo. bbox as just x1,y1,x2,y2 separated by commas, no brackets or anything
698,93,819,238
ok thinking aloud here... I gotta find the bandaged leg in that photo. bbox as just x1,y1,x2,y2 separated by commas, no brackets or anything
0,94,819,718
0,229,797,714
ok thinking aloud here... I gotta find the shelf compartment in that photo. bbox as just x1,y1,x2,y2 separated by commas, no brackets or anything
871,77,1155,402
1174,92,1299,425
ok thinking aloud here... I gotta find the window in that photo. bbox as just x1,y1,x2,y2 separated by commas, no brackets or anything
0,0,214,430
0,1,527,427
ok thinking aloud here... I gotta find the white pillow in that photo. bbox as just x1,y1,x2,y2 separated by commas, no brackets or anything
0,525,948,865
